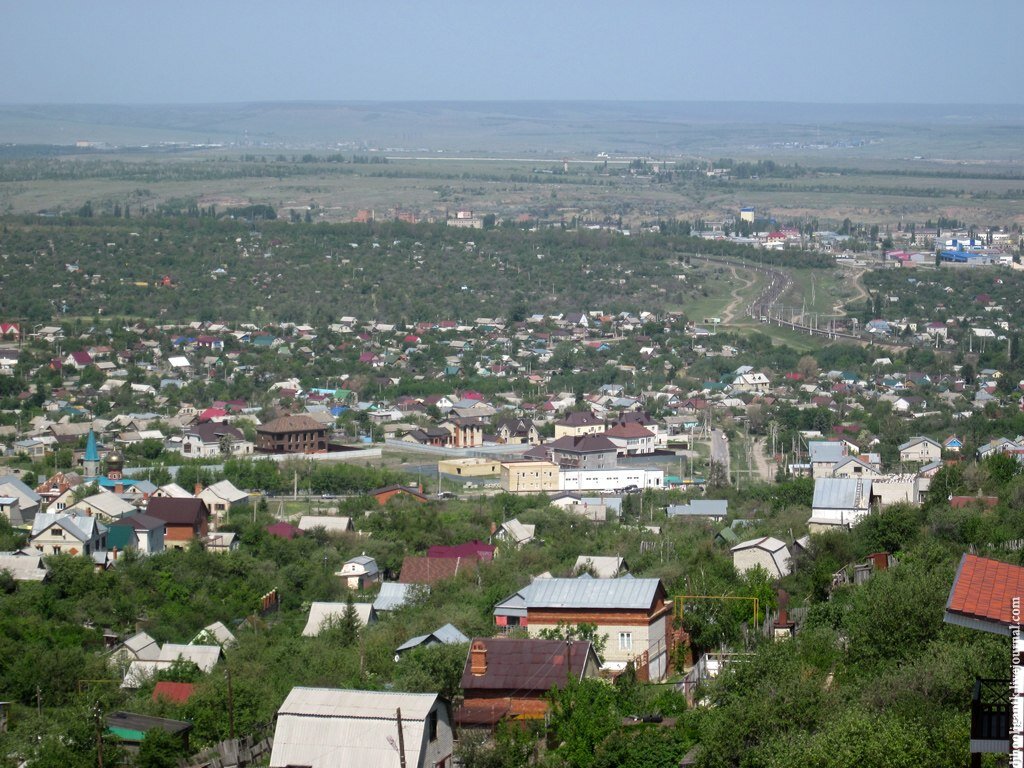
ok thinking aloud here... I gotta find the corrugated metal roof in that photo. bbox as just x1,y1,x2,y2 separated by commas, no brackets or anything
812,477,870,509
270,688,438,768
303,602,375,636
525,577,661,610
373,582,423,612
809,441,846,464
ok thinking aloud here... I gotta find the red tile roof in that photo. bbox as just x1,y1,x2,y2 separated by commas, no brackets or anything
950,495,999,509
266,522,303,540
946,553,1024,631
399,556,466,585
152,681,196,705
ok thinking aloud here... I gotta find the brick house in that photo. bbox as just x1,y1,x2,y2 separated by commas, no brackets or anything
456,638,600,727
255,415,327,454
145,498,210,550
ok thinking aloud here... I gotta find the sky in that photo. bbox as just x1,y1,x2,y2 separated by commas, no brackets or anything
2,0,1022,105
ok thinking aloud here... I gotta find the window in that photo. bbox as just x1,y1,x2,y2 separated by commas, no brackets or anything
618,632,632,651
427,710,438,742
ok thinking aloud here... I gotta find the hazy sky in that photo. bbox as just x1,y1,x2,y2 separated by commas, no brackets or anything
3,0,1022,104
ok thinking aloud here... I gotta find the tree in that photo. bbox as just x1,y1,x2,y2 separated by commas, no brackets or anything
137,728,186,768
796,354,819,381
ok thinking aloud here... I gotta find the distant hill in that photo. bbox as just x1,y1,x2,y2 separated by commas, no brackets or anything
1,101,1023,158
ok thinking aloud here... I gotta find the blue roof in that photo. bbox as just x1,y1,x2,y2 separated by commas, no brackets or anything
85,429,99,462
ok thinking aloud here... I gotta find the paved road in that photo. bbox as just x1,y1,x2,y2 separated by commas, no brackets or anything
710,428,731,484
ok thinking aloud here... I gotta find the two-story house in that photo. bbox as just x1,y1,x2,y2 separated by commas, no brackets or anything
30,511,107,557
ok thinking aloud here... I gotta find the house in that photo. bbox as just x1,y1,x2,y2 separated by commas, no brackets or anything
456,638,600,727
197,479,250,526
109,631,161,670
809,478,872,532
526,434,618,470
731,537,792,579
396,623,469,657
122,643,222,688
145,498,210,550
494,417,540,445
573,555,628,578
297,515,355,534
731,371,771,393
399,556,468,586
553,410,605,439
0,549,50,581
269,688,453,768
191,621,237,648
67,492,136,522
205,531,239,553
0,475,42,522
302,602,377,636
666,499,728,521
177,422,253,458
509,576,673,681
373,582,422,613
831,456,882,479
107,514,165,555
603,423,656,456
255,414,328,454
105,712,192,753
898,436,942,464
336,554,381,589
30,511,107,557
808,441,848,478
494,518,536,548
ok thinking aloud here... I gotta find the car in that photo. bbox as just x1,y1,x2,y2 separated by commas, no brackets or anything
622,484,641,494
436,491,456,500
320,493,335,499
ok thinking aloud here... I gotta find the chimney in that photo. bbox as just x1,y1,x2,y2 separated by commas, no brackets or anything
470,640,488,676
112,546,118,561
115,482,123,494
194,483,203,496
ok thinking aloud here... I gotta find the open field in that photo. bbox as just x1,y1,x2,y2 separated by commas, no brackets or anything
2,102,1023,230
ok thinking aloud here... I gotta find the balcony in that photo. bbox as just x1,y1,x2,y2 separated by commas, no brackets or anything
971,677,1010,762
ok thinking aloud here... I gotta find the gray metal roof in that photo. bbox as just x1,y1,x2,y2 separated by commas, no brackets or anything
667,499,728,518
812,477,870,509
525,577,661,610
809,441,846,464
372,582,423,612
395,623,469,653
270,687,441,768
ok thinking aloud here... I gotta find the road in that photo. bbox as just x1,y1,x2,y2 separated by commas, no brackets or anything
710,428,731,484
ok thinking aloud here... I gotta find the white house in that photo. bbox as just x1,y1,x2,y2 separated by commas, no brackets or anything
336,554,381,590
898,436,942,464
731,537,792,579
809,477,872,532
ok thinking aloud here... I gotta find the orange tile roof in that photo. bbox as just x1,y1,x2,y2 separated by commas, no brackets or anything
152,681,196,705
946,553,1024,629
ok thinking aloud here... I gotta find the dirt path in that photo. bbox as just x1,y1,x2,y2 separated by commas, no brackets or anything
833,268,867,317
721,267,756,324
751,437,775,483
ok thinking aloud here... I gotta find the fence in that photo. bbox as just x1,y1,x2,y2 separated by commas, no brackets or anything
179,726,274,768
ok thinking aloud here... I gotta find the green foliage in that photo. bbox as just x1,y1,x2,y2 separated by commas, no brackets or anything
392,643,468,702
537,622,608,656
137,727,187,768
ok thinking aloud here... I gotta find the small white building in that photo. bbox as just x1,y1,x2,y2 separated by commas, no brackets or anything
269,688,453,768
809,477,872,532
336,554,381,590
731,537,792,579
